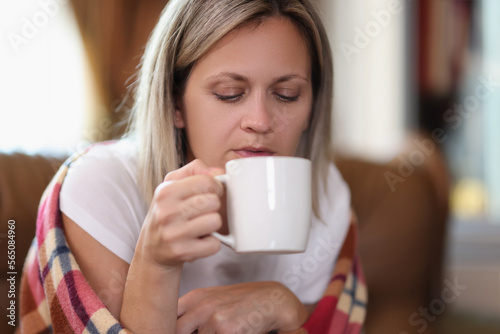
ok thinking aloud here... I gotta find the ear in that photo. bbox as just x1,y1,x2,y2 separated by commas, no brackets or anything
174,109,186,128
174,98,186,128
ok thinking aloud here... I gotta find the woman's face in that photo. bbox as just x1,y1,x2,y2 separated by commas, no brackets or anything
176,17,313,168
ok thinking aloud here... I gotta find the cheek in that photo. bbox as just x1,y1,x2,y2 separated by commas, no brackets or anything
287,107,312,145
275,104,311,135
271,113,310,154
184,106,236,154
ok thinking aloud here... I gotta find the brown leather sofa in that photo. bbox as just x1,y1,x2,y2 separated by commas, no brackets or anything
335,142,449,334
0,153,65,334
0,135,449,334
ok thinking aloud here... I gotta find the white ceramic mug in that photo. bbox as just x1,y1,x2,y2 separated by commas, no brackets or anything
213,156,312,253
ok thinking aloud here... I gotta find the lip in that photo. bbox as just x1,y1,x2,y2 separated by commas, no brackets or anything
233,146,276,158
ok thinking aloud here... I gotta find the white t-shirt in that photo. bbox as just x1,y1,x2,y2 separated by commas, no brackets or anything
60,140,351,304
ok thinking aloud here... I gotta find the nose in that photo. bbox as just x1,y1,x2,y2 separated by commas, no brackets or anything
240,93,273,134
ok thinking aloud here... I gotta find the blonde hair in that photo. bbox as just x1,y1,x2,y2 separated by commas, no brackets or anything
128,0,334,219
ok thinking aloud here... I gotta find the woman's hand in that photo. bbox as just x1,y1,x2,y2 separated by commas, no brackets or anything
121,159,225,333
176,281,309,334
135,159,225,269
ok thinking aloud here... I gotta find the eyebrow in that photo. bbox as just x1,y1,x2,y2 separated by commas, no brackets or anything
272,74,310,83
206,72,248,82
206,72,310,83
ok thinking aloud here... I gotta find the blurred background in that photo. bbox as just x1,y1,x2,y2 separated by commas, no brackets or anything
0,0,498,333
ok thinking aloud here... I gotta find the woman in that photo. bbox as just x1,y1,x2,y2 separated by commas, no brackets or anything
21,0,360,333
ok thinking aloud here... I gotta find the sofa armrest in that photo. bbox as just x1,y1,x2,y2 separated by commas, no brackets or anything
336,134,450,334
0,152,65,332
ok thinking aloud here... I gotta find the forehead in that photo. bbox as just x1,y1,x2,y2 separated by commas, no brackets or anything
191,17,312,79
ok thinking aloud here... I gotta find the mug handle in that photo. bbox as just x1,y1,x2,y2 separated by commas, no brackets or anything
211,174,236,249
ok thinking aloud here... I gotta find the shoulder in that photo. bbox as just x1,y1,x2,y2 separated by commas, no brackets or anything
61,138,143,203
59,139,146,263
66,139,138,179
61,139,140,197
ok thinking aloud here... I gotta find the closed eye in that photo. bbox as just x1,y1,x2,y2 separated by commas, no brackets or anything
214,93,244,103
274,93,299,103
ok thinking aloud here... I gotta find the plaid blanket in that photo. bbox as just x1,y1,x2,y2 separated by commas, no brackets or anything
18,150,367,333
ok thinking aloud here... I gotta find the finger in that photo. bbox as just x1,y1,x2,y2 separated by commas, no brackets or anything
184,213,222,238
176,314,200,334
177,286,211,318
179,194,221,220
165,159,211,182
176,293,210,334
156,175,224,205
186,236,221,262
197,324,216,334
166,235,221,266
176,175,224,199
181,304,237,334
